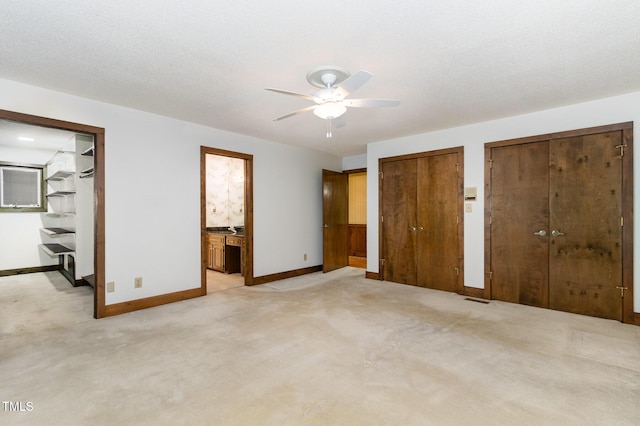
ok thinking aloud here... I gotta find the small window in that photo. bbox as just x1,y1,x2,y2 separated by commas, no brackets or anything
0,164,46,212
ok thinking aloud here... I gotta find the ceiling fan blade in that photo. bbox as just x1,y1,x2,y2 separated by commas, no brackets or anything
342,98,400,108
334,70,373,99
265,88,320,103
273,105,317,121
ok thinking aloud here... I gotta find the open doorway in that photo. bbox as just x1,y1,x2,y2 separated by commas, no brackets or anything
0,109,105,318
347,170,367,268
200,146,253,293
322,168,367,272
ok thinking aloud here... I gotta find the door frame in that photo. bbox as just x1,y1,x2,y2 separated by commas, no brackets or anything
379,146,465,293
0,109,106,318
200,146,254,289
484,122,634,324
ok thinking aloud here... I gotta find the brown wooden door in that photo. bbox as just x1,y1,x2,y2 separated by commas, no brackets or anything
417,153,461,292
490,142,550,307
548,132,623,320
322,169,348,273
489,131,624,320
381,159,418,284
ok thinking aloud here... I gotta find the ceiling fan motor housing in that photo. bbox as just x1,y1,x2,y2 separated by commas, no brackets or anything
306,66,350,88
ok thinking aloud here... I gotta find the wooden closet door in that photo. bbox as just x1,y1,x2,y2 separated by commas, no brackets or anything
548,132,623,320
417,153,460,291
490,142,550,307
381,159,417,285
489,130,626,320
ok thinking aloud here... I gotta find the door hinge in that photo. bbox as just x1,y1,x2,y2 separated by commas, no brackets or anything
621,216,624,227
381,215,384,223
379,171,383,179
616,144,628,157
489,158,493,168
454,267,459,276
456,216,459,224
489,215,492,225
455,163,459,172
488,271,493,280
616,286,628,297
380,259,386,265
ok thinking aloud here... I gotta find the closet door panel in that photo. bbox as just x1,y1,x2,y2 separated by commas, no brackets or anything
417,153,460,291
548,132,623,320
381,159,418,285
490,142,550,306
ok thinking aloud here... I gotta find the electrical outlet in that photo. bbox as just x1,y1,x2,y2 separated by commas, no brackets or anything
134,277,143,288
107,281,115,293
304,253,307,261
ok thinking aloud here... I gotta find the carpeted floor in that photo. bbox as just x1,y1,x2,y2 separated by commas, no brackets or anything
1,268,639,425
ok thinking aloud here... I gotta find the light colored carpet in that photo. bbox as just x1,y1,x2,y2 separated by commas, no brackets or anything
206,269,244,293
1,269,639,425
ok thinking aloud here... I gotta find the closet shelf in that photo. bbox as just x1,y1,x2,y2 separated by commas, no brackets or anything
39,243,74,256
46,190,76,197
46,170,74,181
81,146,94,156
79,167,94,178
41,227,75,236
43,212,75,217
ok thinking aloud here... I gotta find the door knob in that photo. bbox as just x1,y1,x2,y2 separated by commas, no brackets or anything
418,226,424,232
408,227,416,231
551,230,565,237
322,224,329,229
533,230,547,237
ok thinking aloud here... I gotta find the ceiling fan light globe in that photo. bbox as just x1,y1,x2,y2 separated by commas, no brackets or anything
313,102,347,120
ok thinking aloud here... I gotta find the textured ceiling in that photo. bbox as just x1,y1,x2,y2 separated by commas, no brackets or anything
2,1,640,156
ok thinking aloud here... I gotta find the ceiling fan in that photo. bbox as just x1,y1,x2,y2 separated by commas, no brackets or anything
266,66,400,137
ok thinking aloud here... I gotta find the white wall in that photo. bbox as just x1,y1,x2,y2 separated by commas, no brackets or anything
0,214,59,269
367,90,640,312
342,153,367,170
0,78,341,305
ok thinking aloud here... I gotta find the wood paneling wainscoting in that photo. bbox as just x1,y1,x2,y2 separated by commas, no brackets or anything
348,224,367,257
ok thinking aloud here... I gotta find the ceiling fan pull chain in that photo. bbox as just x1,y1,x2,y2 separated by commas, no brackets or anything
326,118,332,138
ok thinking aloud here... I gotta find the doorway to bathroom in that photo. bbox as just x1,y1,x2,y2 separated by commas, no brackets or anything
200,146,253,293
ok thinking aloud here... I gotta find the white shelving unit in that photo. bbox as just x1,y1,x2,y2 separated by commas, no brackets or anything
39,134,94,286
